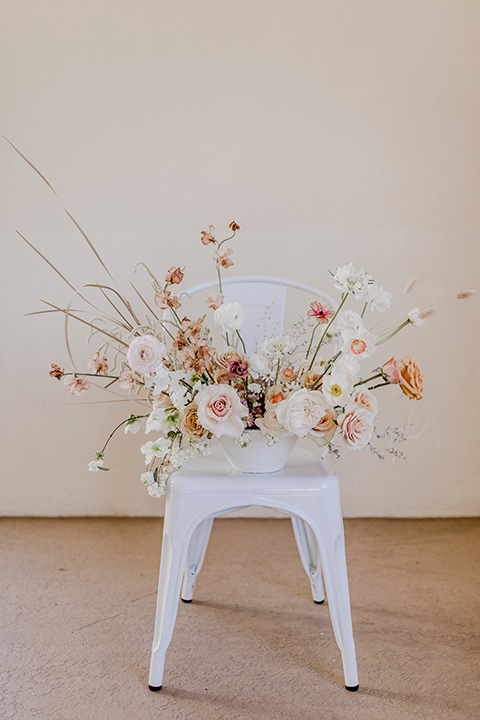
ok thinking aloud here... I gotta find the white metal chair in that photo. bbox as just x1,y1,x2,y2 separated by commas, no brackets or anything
148,277,359,692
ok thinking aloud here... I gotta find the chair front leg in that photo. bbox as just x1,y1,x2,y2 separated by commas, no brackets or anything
291,517,325,603
181,517,214,602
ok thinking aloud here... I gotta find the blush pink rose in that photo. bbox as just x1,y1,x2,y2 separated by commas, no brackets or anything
338,406,374,450
352,388,378,417
195,384,246,438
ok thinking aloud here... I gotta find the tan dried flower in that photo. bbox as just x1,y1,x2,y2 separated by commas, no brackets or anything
165,266,184,285
206,292,224,309
87,351,109,375
154,288,181,310
201,225,216,245
456,290,477,300
49,363,65,380
229,221,240,232
213,247,234,269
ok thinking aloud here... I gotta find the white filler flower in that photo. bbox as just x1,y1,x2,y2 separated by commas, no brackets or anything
140,437,171,464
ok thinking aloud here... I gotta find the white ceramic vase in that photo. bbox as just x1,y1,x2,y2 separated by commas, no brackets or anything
217,430,298,474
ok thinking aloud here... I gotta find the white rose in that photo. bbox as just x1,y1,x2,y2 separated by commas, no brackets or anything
214,302,245,332
275,388,329,438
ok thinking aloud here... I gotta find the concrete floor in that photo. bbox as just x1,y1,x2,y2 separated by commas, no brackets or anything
1,517,479,720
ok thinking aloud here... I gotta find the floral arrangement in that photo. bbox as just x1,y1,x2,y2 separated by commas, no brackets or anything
41,218,476,500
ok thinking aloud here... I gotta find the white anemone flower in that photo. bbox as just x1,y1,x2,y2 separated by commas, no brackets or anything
322,369,353,407
140,437,171,464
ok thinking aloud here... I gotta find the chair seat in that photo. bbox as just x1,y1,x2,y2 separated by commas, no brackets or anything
169,446,337,497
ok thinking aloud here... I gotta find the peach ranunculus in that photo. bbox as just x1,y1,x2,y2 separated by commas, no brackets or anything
179,403,208,441
63,374,91,396
399,355,423,400
165,266,184,285
309,406,337,448
265,384,289,408
382,356,401,384
201,225,216,245
213,247,234,269
206,292,224,309
275,388,329,438
352,388,379,417
87,351,109,375
338,405,374,450
195,384,246,438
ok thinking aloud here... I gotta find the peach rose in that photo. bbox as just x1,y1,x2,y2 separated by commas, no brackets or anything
352,388,378,417
195,384,246,438
338,406,374,450
179,403,208,441
309,407,337,448
399,355,423,400
255,408,290,438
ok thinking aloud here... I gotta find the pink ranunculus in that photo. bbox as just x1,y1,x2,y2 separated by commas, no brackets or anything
126,335,166,375
382,356,401,384
195,384,246,438
338,406,374,450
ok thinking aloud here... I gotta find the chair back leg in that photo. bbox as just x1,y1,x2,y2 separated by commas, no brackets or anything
291,517,325,603
181,517,214,602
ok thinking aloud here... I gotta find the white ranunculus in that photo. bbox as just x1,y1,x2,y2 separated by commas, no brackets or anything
275,388,329,438
214,302,245,332
261,335,295,359
249,353,270,375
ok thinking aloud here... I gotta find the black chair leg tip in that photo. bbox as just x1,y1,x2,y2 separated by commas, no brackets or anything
313,599,325,604
148,685,162,692
181,597,192,603
345,684,359,692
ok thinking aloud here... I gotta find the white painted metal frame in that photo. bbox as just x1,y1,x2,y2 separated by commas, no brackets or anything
149,276,359,692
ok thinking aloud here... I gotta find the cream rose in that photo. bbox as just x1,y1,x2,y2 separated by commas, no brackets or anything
179,403,208,441
275,389,329,438
338,405,374,450
309,407,337,448
352,388,378,417
195,384,246,438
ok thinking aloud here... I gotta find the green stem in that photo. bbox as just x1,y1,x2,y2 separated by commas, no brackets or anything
310,351,342,390
361,301,368,318
375,320,409,346
353,372,383,387
101,414,149,453
217,267,223,294
236,330,247,354
305,324,318,358
368,381,391,390
274,358,281,383
308,294,348,371
64,372,119,379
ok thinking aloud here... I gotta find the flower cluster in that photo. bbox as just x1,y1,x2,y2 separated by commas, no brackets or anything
46,223,473,499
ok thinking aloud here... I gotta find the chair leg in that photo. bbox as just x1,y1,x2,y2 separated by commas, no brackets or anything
181,517,214,602
307,496,359,691
148,494,197,691
291,517,325,603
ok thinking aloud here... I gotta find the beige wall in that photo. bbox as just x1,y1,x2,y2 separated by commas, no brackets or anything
1,0,479,517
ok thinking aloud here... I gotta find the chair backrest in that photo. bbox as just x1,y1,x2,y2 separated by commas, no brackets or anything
185,275,338,354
